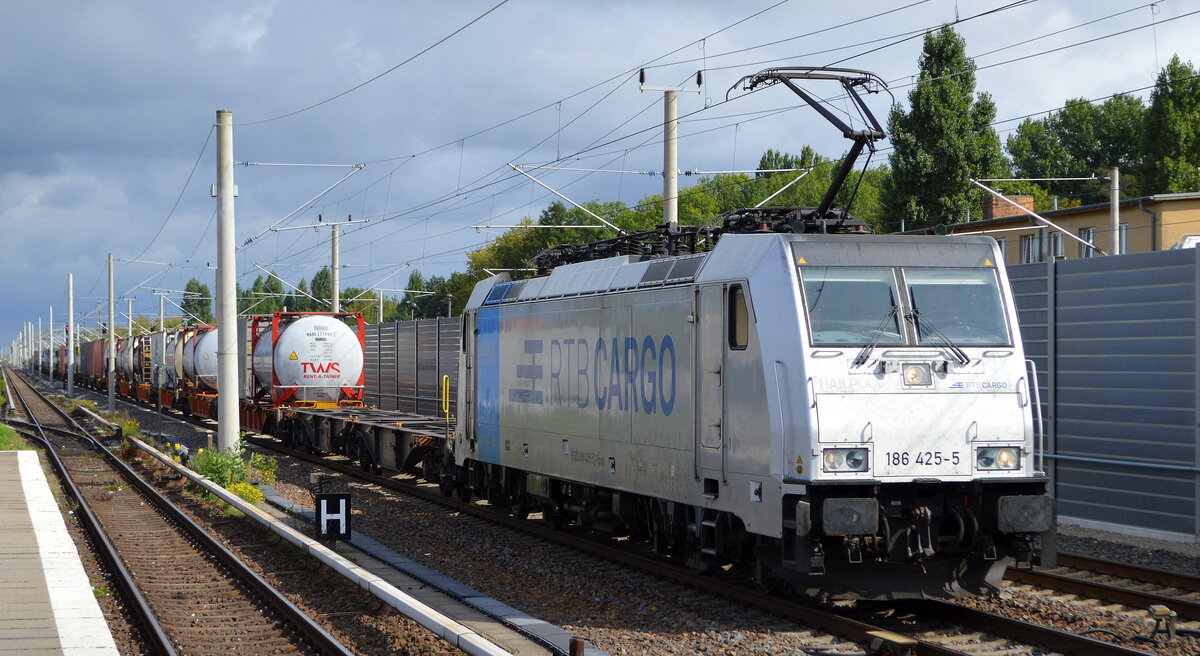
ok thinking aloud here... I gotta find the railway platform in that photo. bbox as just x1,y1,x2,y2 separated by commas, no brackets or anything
0,450,118,656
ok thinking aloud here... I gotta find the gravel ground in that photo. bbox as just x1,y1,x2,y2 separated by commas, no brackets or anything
47,379,1200,656
1056,521,1200,577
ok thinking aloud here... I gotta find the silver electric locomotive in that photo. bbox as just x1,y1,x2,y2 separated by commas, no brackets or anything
448,228,1053,598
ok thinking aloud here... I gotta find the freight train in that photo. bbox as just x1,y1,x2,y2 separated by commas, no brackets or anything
33,66,1055,599
45,311,452,477
39,217,1055,600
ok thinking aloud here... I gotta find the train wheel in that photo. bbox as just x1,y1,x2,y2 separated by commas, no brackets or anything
648,502,670,555
455,483,472,503
753,555,784,595
278,420,294,448
511,488,532,520
439,475,455,497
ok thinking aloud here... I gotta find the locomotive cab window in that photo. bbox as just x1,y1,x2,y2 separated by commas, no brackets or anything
904,268,1010,346
800,268,903,346
729,284,748,350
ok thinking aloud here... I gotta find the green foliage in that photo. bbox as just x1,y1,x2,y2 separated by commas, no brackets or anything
1142,55,1200,193
182,278,214,323
340,287,383,321
115,415,140,439
757,147,819,178
60,397,98,414
240,273,288,315
882,26,1008,231
309,267,332,309
226,481,264,504
0,423,32,450
249,452,278,484
1007,94,1146,204
190,445,247,488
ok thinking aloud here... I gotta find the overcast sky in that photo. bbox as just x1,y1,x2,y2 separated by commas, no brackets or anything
3,0,1195,351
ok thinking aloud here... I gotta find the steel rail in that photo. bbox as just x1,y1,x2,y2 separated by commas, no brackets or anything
246,435,1155,656
1006,556,1200,621
1056,553,1200,594
911,599,1157,656
69,373,1159,655
4,368,358,656
2,367,178,656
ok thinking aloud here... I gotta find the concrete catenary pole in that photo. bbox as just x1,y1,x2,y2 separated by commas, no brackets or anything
215,109,239,451
37,317,42,375
663,89,679,232
1110,166,1120,255
48,307,53,381
157,293,165,412
640,74,698,231
107,252,115,411
67,273,74,397
331,223,340,312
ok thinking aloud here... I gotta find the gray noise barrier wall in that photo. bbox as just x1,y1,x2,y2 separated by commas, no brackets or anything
364,318,460,416
1009,248,1199,541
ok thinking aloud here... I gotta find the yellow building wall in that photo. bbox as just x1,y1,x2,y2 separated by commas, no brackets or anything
952,203,1190,265
1156,197,1200,248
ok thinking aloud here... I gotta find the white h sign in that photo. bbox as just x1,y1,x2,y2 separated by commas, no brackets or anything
315,493,351,540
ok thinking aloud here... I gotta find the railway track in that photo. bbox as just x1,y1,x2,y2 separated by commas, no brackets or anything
2,367,354,656
239,432,1158,656
59,376,1179,655
1006,554,1200,622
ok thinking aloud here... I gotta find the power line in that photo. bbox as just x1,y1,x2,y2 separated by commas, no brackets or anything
180,3,1194,301
236,0,512,126
131,126,214,261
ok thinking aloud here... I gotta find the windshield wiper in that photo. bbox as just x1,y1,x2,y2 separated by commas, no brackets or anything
853,305,899,366
904,308,970,365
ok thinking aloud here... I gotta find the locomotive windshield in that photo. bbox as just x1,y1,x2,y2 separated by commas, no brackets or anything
802,268,904,346
905,268,1009,346
799,266,1009,347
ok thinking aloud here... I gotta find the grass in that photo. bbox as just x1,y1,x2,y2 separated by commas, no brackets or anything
0,423,33,450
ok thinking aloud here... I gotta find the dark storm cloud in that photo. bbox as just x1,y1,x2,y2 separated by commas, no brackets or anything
2,1,1194,346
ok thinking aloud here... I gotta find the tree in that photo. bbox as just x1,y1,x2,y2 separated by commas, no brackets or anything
1007,95,1145,203
882,26,1008,230
261,272,284,314
756,147,819,178
309,268,332,311
1142,55,1200,193
293,278,312,312
182,278,213,324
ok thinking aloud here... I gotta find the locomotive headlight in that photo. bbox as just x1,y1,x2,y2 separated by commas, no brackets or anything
823,448,869,472
977,447,1020,470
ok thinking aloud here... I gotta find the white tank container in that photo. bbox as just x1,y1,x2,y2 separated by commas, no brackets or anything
117,339,132,377
193,329,220,391
172,328,194,384
181,331,199,381
252,315,363,403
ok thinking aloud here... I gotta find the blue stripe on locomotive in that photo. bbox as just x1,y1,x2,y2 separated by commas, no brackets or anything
476,306,502,463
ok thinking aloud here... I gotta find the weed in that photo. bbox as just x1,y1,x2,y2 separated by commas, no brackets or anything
190,447,246,488
0,423,33,450
250,452,278,484
226,481,264,505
